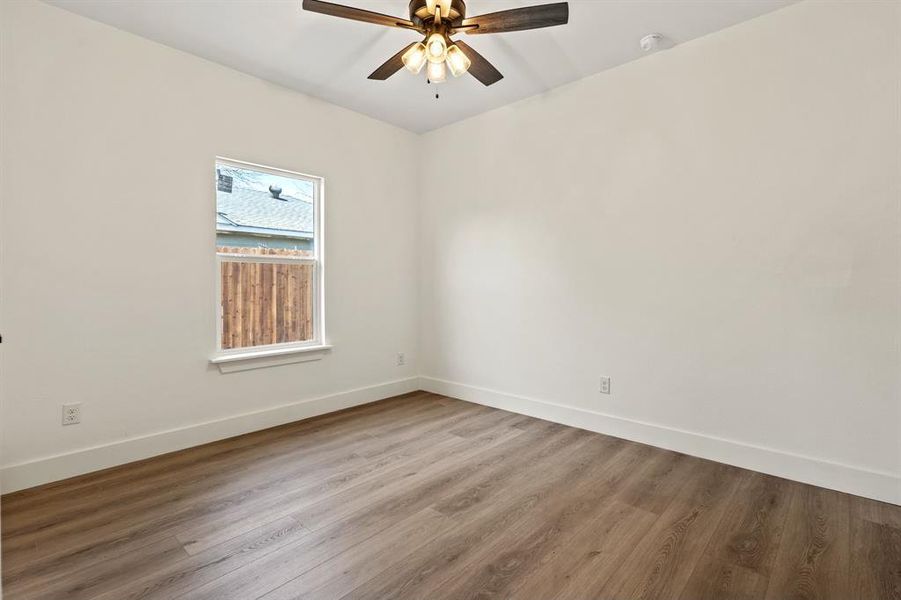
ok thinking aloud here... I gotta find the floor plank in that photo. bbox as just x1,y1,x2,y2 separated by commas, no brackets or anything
850,500,901,600
2,394,456,564
512,500,659,600
257,507,456,600
598,459,744,599
701,471,795,576
764,485,851,600
330,435,628,600
181,415,535,599
94,517,308,600
430,444,656,600
2,392,900,600
678,555,769,600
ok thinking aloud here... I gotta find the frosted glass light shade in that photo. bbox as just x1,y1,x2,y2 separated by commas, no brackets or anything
426,33,447,63
427,60,447,83
402,42,428,74
446,44,471,77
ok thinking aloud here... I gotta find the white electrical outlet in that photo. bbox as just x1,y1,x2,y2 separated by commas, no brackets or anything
396,352,406,366
62,403,82,426
599,376,611,395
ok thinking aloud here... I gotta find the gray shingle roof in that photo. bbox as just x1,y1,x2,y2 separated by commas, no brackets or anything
216,186,313,237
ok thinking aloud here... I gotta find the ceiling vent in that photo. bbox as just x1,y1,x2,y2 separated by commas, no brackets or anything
640,33,669,53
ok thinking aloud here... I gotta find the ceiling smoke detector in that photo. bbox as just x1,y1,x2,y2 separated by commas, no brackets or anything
640,33,665,52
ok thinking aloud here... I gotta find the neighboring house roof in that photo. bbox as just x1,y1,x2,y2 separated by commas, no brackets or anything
216,186,313,239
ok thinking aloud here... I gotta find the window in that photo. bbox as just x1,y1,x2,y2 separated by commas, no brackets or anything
213,158,325,362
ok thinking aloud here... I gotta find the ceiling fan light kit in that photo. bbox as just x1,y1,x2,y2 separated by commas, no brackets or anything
302,0,569,87
427,60,447,83
426,31,448,63
445,44,471,77
402,42,428,74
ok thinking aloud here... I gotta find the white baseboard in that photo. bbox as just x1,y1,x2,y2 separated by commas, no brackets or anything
0,377,419,494
5,375,898,505
419,376,901,506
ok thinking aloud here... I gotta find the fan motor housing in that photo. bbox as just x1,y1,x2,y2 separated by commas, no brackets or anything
409,0,466,26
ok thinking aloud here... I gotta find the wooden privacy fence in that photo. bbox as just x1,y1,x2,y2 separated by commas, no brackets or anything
218,247,314,349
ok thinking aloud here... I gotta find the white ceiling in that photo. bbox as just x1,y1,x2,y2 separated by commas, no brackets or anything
46,0,796,133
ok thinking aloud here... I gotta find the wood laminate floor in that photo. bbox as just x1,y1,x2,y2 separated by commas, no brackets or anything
2,392,900,599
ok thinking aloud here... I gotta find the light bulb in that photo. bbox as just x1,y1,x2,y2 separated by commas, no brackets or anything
427,60,446,83
426,33,447,63
446,44,471,77
402,42,427,74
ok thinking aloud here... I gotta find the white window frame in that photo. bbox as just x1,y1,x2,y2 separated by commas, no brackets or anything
210,157,328,370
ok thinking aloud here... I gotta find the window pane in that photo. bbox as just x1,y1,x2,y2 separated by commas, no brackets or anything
216,163,315,257
215,159,321,352
220,260,314,349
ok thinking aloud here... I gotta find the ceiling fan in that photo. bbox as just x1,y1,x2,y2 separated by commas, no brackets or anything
302,0,569,86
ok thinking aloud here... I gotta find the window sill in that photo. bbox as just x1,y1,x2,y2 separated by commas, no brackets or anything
210,345,332,373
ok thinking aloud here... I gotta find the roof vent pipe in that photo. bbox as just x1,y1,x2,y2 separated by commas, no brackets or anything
269,185,283,200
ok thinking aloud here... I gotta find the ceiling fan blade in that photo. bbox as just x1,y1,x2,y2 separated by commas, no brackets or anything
368,43,417,80
302,0,417,30
461,2,569,35
454,40,503,86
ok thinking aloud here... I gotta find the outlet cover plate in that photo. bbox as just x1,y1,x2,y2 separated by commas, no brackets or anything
599,376,611,395
62,403,82,426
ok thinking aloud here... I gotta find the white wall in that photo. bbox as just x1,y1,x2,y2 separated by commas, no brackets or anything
0,0,420,490
419,0,901,503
